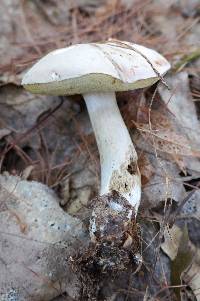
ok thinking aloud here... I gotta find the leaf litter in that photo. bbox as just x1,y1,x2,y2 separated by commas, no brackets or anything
0,0,200,300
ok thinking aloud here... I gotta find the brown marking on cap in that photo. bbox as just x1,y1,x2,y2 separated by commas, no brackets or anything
155,59,166,66
112,78,117,85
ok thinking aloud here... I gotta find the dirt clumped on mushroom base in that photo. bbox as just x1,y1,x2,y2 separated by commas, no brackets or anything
109,146,140,195
73,191,141,300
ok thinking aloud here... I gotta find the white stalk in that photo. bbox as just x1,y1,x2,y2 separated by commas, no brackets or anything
83,92,141,211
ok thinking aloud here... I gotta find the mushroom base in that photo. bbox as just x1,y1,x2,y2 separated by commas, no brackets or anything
75,192,141,299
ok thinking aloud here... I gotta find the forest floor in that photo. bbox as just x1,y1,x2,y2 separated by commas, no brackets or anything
0,0,200,300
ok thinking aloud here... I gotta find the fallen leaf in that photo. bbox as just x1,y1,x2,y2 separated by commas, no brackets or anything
141,154,185,208
171,225,193,300
159,71,200,174
139,153,155,186
0,174,87,300
161,224,182,260
0,128,11,139
183,248,200,301
134,121,200,158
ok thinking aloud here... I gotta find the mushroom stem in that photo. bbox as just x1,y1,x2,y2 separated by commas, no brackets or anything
83,92,141,211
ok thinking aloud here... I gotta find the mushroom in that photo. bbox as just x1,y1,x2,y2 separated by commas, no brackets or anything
22,40,170,214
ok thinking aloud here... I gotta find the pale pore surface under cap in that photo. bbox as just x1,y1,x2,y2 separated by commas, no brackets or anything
22,40,170,95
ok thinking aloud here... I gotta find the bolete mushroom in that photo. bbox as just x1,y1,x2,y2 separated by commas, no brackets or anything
22,40,170,214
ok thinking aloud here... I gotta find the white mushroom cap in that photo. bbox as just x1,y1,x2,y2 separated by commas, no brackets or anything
22,40,170,95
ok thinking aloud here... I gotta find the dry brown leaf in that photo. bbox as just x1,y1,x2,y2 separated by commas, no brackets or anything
159,72,200,145
141,153,185,208
170,226,193,300
0,174,86,300
183,249,200,301
0,128,11,139
159,72,200,174
134,121,200,158
138,153,155,186
161,224,182,260
163,224,200,301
